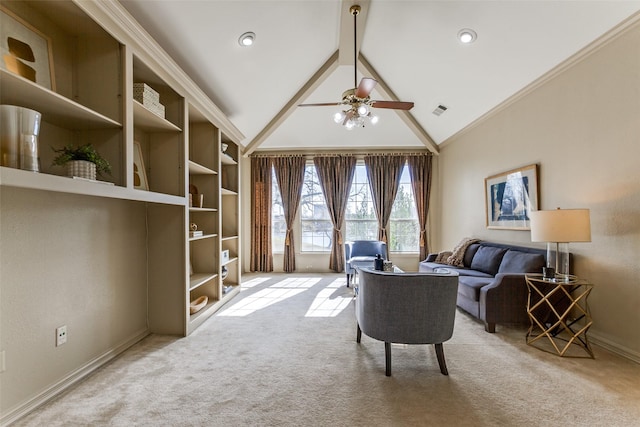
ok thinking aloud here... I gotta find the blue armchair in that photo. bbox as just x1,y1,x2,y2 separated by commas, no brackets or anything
344,240,387,287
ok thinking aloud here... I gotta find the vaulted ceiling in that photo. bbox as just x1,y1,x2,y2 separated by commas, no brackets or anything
120,0,640,155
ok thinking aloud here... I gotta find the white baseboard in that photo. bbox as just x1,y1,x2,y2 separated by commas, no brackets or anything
1,328,150,427
590,331,640,364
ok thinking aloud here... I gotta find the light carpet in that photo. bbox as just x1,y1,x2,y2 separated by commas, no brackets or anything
14,273,640,426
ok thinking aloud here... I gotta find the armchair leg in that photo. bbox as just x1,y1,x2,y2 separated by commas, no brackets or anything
385,342,391,376
434,343,448,375
484,322,496,333
346,273,351,287
356,323,362,343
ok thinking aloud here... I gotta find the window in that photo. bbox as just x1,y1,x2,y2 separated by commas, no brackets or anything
272,162,420,253
271,167,285,253
345,164,419,252
388,167,419,252
344,165,377,241
299,165,332,251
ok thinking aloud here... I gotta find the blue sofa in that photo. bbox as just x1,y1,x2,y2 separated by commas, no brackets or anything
419,241,546,333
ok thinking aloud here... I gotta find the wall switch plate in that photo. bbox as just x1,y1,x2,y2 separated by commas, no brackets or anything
56,326,67,346
0,350,5,373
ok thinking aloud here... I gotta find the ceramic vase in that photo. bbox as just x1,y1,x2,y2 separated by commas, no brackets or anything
0,105,41,171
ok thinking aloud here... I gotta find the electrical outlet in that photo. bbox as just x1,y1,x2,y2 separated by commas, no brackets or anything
56,326,67,346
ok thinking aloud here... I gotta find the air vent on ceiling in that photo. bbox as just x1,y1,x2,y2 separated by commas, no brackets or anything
432,105,448,116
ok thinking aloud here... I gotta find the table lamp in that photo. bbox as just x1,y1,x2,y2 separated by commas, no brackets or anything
530,208,591,280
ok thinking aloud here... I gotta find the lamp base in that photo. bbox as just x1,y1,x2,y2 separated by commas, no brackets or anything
546,242,571,277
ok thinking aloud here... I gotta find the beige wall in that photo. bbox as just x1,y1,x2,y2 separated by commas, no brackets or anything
434,21,640,360
0,188,149,417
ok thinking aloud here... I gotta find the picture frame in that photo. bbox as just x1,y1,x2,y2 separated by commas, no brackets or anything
485,164,538,230
133,142,149,191
1,5,56,91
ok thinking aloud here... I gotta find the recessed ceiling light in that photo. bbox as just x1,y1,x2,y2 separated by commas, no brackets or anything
238,32,256,47
458,29,477,44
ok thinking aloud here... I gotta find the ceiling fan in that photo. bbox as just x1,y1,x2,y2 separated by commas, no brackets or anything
298,4,414,129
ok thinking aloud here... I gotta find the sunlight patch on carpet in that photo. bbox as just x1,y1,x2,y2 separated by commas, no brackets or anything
240,277,272,289
218,277,323,316
305,278,352,317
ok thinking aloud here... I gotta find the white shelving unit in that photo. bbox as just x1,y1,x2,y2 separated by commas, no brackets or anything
0,0,244,337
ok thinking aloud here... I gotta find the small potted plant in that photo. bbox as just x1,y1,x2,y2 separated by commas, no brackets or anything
52,143,112,180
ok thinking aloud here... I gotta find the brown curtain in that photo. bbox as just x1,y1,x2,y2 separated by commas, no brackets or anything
407,154,433,260
250,157,273,272
364,155,406,253
314,156,356,272
272,156,306,272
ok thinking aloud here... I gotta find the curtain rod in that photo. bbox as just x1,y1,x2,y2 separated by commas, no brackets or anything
250,151,432,159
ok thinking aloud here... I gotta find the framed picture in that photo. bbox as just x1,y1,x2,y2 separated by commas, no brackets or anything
485,164,538,230
1,5,55,90
133,142,149,191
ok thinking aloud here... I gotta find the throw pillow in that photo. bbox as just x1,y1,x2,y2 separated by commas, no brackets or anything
497,250,545,274
470,246,507,276
434,251,452,264
446,237,480,267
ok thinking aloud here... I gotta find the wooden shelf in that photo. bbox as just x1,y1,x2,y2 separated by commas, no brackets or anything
189,207,217,213
133,100,181,132
188,161,217,175
189,233,217,242
1,70,122,130
221,187,237,196
221,256,238,267
221,235,238,241
0,167,184,205
189,273,218,291
220,153,237,165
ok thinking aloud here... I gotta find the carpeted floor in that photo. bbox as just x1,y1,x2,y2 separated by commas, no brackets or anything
14,273,640,426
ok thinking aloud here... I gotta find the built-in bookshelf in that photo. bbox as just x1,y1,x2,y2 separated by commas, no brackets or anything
0,0,244,337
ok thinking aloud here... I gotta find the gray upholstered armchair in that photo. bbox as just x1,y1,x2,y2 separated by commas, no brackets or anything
355,268,459,376
344,240,387,287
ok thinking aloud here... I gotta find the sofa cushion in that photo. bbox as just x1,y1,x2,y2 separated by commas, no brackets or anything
458,276,494,302
419,262,493,278
463,243,482,268
498,250,545,274
470,246,507,276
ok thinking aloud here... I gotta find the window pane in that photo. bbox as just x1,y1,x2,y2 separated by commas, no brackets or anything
389,166,419,252
300,165,332,252
345,165,377,241
271,167,285,253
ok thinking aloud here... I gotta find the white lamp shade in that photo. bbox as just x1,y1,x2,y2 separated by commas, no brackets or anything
530,209,591,243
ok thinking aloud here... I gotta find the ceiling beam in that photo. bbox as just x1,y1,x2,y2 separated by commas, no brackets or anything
338,0,370,67
358,55,439,154
243,50,340,157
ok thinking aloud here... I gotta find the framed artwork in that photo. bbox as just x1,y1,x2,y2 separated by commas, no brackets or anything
485,164,538,230
1,5,56,90
133,142,149,191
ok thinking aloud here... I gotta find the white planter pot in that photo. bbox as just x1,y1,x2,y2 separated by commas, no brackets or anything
67,160,96,180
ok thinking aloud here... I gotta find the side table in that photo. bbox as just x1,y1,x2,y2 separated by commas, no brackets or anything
525,274,594,358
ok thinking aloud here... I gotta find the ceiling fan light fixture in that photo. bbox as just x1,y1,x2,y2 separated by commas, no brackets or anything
238,32,256,47
458,28,477,44
369,114,379,125
333,111,346,124
356,103,370,116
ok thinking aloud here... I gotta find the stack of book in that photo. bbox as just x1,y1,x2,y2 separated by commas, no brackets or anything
189,230,203,238
133,82,165,118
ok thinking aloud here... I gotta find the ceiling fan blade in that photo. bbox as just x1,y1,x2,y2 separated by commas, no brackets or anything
355,77,377,98
299,102,343,107
370,100,414,110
